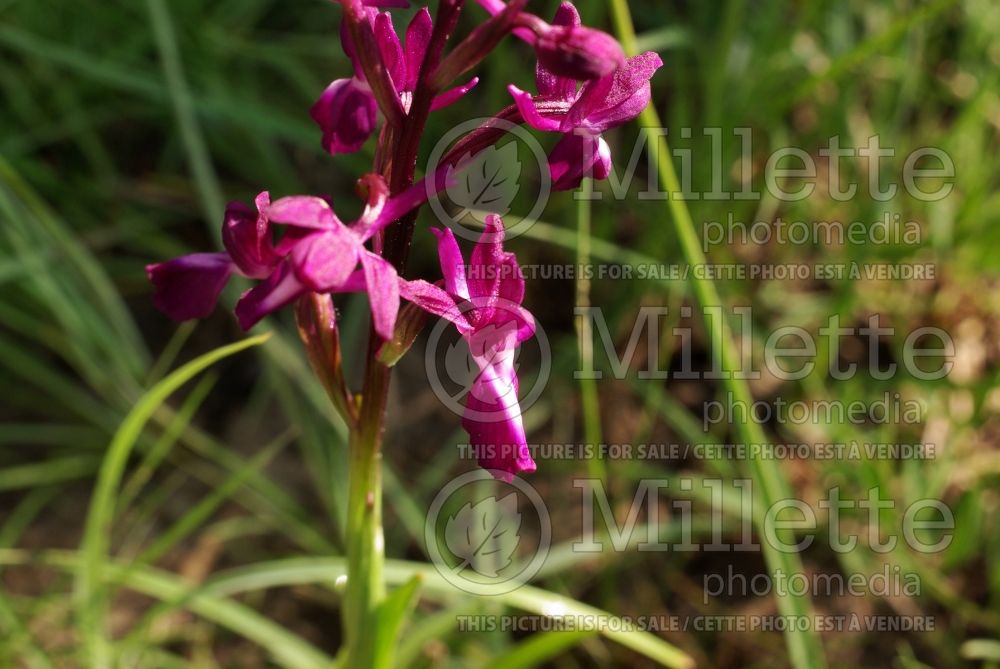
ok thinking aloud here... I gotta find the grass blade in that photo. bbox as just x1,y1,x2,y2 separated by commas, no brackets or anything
606,2,826,667
74,333,271,669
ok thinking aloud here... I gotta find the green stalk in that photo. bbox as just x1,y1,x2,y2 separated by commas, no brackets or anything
344,356,389,668
605,2,826,668
339,3,465,663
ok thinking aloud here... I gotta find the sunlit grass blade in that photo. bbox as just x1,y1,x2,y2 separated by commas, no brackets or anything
144,0,225,238
3,549,332,669
140,556,696,669
606,1,826,667
130,431,292,568
0,455,102,492
373,574,423,669
575,178,605,482
482,630,597,669
117,374,217,512
74,333,271,669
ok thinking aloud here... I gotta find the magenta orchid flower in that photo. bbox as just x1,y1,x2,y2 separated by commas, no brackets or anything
311,8,478,155
147,176,428,339
507,3,661,190
147,192,278,322
401,216,536,481
472,0,624,81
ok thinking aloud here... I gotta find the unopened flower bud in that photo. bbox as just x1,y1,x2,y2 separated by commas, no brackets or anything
533,22,625,80
376,300,431,367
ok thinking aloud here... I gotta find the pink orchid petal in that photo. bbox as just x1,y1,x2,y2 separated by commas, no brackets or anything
399,278,474,334
566,51,662,133
468,215,508,306
234,262,307,330
374,11,405,86
290,229,361,291
536,2,581,98
582,82,654,134
337,269,369,294
266,196,340,229
508,85,563,132
534,22,624,82
147,253,233,322
549,131,607,191
403,7,432,91
463,363,536,481
360,250,400,340
430,76,479,111
467,320,519,370
510,304,537,342
222,193,279,279
593,135,612,180
495,250,526,305
430,227,471,300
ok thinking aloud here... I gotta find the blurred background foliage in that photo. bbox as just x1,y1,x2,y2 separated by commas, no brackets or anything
1,0,999,666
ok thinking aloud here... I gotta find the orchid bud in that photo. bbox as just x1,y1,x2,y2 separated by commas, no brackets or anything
532,21,625,80
376,300,431,366
296,293,357,423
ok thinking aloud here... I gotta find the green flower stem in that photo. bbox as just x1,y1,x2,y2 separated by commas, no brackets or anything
605,2,827,668
340,5,465,663
344,357,389,669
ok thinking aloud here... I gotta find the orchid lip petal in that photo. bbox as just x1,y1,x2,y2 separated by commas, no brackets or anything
462,363,536,479
548,131,604,191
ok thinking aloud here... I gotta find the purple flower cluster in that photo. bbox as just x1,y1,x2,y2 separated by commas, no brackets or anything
146,0,660,479
311,6,478,154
